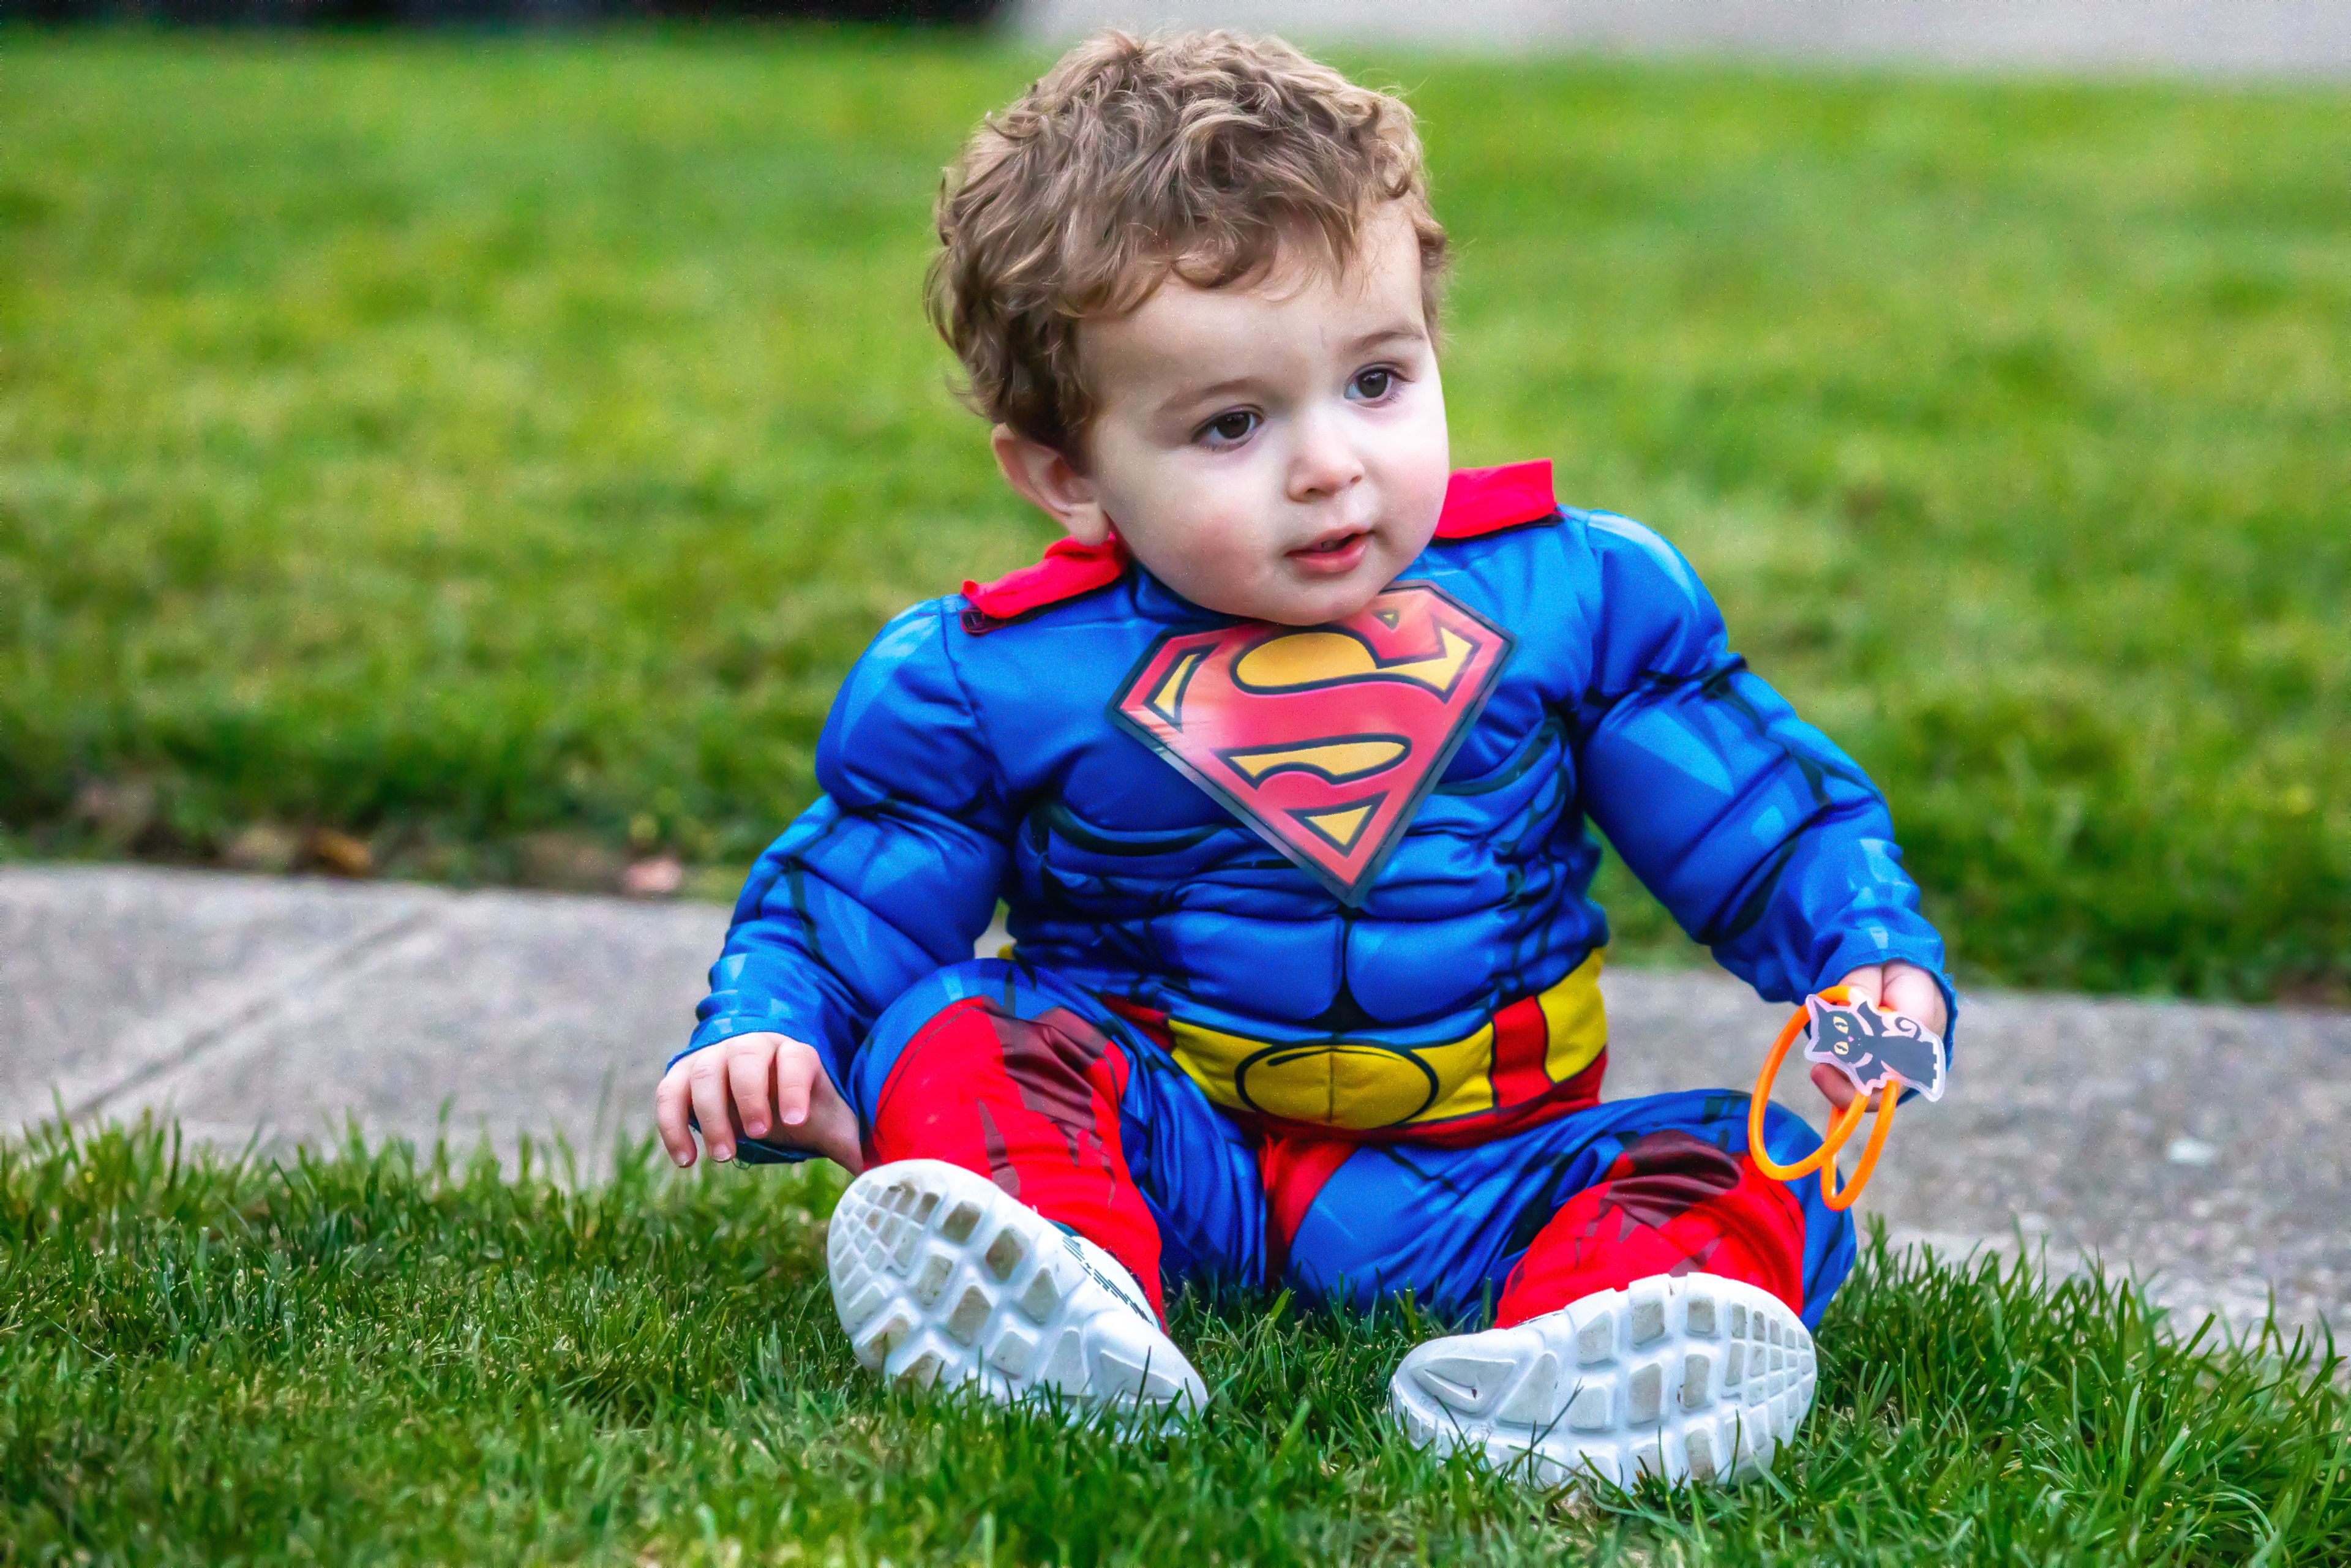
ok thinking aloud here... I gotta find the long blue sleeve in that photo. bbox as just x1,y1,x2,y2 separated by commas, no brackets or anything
1567,512,1957,1035
674,599,1013,1112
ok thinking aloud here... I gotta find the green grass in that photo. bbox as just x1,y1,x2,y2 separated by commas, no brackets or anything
2,1120,2345,1565
2,32,2347,999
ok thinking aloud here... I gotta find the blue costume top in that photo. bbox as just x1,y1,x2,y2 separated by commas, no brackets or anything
680,462,1952,1147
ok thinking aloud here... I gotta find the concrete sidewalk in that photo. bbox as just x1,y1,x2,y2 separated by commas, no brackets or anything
5,863,2345,1335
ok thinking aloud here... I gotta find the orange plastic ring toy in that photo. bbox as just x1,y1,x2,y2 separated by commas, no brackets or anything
1746,985,1900,1213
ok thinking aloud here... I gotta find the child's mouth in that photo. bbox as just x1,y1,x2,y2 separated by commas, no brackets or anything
1288,529,1371,576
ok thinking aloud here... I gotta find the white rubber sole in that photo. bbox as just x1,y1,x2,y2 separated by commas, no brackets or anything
827,1158,1207,1424
1390,1272,1815,1491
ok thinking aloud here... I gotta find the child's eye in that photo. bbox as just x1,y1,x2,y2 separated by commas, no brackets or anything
1196,410,1259,449
1349,366,1399,402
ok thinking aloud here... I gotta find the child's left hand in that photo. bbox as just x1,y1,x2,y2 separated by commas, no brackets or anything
1812,959,1948,1111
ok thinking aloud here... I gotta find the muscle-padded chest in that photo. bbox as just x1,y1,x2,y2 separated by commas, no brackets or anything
988,579,1583,928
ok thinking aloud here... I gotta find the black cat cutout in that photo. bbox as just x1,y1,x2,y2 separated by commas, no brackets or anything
1801,995,1947,1102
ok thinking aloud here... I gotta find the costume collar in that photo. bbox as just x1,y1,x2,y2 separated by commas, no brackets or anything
959,459,1558,630
1432,460,1558,539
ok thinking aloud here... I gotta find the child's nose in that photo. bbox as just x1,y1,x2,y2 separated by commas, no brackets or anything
1284,411,1367,501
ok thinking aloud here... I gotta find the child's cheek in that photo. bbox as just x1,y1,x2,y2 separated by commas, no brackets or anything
1367,405,1450,542
1213,512,1279,592
1151,507,1270,613
1178,487,1267,566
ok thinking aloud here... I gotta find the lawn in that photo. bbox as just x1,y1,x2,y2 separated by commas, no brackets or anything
1,32,2347,1000
3,1121,2345,1566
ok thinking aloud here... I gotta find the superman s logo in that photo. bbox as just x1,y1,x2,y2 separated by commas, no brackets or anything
1109,581,1514,903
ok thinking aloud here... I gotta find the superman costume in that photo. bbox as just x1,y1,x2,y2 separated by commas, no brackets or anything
678,461,1954,1332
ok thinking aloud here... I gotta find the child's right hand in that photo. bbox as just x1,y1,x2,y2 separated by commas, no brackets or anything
654,1033,863,1173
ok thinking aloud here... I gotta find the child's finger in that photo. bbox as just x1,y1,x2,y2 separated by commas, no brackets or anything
728,1044,776,1140
1835,964,1884,1008
775,1049,815,1128
654,1071,697,1168
1883,962,1948,1035
689,1055,738,1162
1809,1061,1884,1112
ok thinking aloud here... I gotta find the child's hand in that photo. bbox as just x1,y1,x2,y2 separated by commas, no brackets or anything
654,1033,864,1173
1810,959,1949,1111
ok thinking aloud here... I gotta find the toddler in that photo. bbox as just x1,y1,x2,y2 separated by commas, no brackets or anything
655,30,1954,1492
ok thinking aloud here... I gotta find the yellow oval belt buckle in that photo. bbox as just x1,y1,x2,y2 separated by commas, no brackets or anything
1747,985,1948,1212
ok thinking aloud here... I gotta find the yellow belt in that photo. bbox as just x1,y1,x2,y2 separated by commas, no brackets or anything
1163,949,1608,1131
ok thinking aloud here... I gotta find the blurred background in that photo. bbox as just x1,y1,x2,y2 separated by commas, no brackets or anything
2,2,2345,1002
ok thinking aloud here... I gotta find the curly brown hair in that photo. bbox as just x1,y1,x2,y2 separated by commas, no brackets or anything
926,29,1448,459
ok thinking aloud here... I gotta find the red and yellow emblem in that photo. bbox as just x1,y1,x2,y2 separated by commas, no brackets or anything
1109,580,1513,904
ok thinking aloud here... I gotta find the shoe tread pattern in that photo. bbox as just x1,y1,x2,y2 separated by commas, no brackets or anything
1389,1272,1817,1492
827,1158,1204,1421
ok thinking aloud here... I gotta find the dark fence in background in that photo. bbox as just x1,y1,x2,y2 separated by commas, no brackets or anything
6,0,999,23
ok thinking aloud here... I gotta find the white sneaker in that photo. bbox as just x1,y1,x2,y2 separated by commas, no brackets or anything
1390,1272,1815,1491
827,1158,1207,1424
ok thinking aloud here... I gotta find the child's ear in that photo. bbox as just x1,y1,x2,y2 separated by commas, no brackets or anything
990,425,1112,546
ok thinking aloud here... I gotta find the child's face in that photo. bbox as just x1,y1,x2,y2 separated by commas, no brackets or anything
992,204,1450,626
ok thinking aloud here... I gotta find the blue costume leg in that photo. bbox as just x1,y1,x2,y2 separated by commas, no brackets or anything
1273,1090,1856,1330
